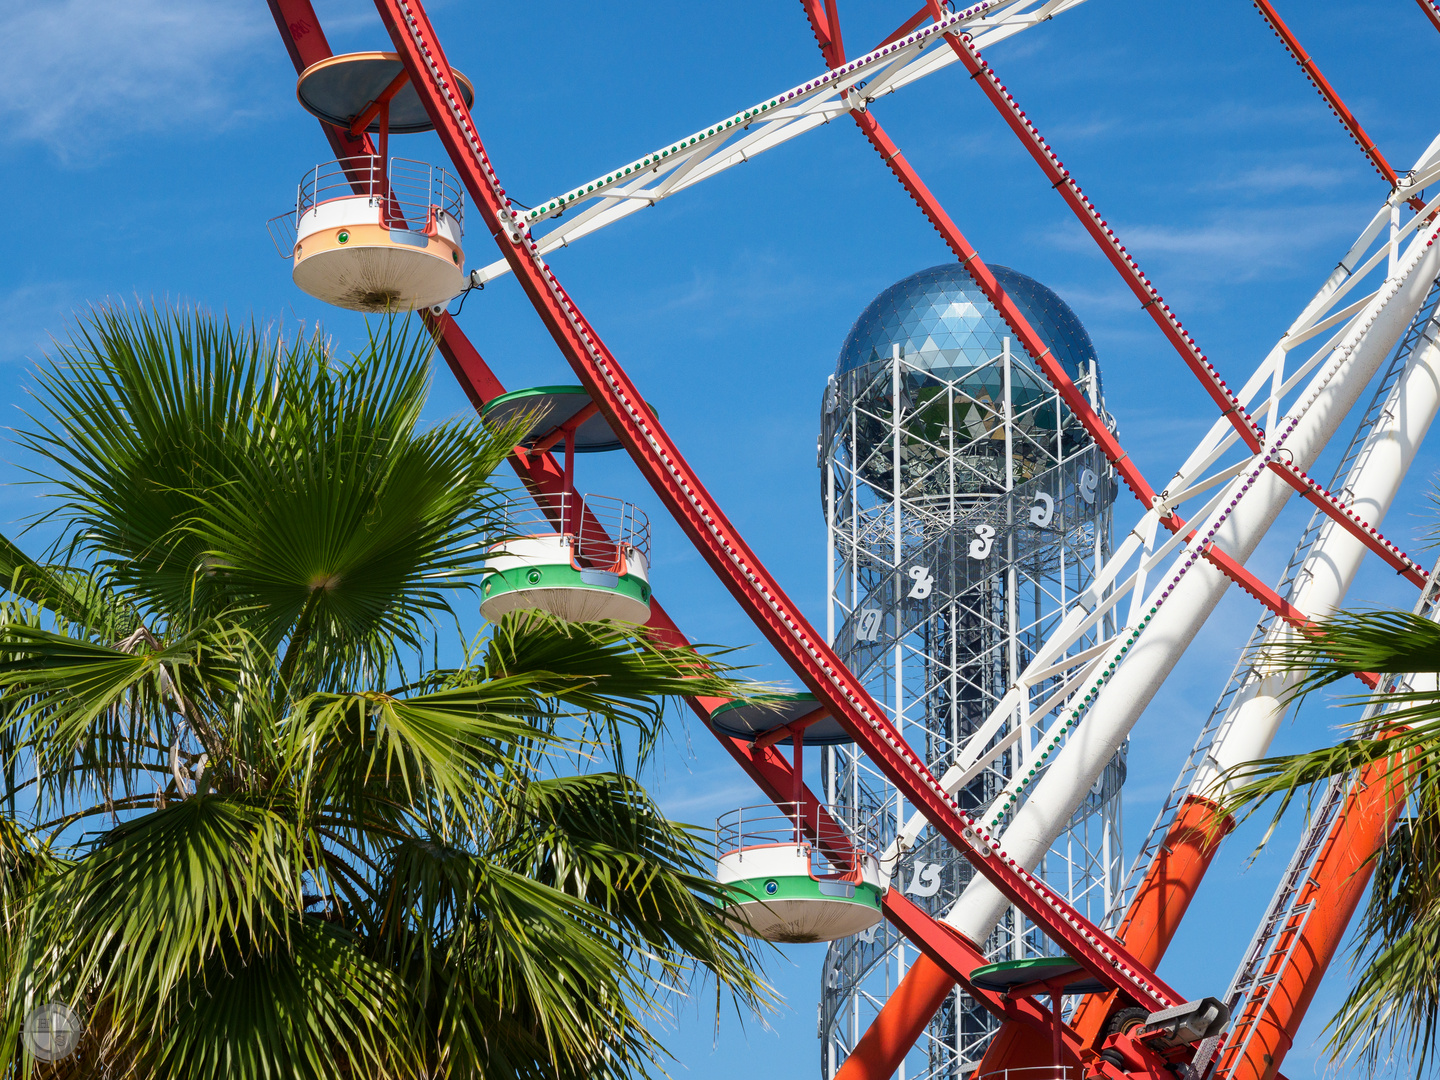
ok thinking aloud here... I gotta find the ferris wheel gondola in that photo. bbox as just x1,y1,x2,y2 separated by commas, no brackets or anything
480,387,652,625
268,52,474,312
712,695,884,944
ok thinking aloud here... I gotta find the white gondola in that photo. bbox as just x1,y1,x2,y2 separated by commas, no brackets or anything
480,386,653,625
711,695,883,943
287,156,466,311
268,52,475,312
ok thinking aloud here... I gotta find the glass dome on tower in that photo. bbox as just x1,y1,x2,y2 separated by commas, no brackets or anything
837,263,1098,388
828,264,1103,497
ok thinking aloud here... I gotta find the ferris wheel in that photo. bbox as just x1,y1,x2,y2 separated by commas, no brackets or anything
261,2,1440,1078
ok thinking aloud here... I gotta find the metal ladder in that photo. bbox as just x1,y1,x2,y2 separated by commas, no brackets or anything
1195,558,1440,1079
1105,276,1440,934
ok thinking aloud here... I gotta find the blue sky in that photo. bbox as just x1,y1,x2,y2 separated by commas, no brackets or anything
3,1,1440,1076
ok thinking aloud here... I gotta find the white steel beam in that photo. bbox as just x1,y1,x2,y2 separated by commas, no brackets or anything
1195,308,1440,796
946,214,1440,943
469,0,1092,287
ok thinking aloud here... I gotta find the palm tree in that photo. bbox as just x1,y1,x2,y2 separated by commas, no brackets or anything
0,307,769,1079
1218,609,1440,1076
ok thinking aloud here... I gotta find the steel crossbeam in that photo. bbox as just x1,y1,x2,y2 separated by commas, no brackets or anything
1202,543,1440,1078
467,0,1091,290
369,0,1188,1012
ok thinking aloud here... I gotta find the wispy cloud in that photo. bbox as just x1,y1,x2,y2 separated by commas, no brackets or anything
0,281,84,363
1202,163,1359,195
1041,203,1368,289
0,0,272,158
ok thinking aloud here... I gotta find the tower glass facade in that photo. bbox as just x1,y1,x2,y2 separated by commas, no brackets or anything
818,265,1124,1079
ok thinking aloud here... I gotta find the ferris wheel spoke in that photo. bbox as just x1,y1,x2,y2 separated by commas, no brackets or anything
467,1,1094,290
1251,0,1410,192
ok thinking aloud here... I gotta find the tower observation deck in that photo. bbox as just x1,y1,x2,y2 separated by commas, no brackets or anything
818,265,1126,1079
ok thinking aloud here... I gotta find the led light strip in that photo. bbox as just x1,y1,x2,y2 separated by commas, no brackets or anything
980,215,1440,830
519,2,1002,228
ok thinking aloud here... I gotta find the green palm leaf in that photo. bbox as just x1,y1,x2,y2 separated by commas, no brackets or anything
0,305,769,1079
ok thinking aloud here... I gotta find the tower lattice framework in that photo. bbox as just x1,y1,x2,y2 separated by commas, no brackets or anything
819,337,1123,1079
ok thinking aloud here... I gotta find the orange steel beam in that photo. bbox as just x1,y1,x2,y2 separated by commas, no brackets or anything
808,3,1407,1073
882,889,1087,1050
1219,751,1409,1079
825,21,1392,1079
1065,796,1235,1047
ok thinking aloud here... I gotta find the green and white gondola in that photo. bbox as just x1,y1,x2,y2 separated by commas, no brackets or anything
481,533,650,624
479,386,652,625
712,695,884,943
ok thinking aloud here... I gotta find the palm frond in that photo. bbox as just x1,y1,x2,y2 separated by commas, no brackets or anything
281,683,549,838
152,917,418,1080
1215,608,1440,1074
482,612,767,769
14,796,307,1030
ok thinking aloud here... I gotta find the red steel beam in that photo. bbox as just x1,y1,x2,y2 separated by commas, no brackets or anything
1418,0,1440,34
875,5,932,51
800,0,845,68
371,0,1183,1011
264,0,1082,1031
1250,0,1405,189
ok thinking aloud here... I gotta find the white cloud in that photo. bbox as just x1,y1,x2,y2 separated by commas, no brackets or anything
0,0,271,156
1040,203,1367,287
1205,163,1357,194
